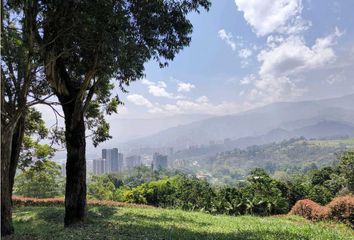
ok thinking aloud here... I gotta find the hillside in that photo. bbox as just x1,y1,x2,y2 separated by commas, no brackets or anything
124,94,354,149
170,138,354,183
6,205,353,240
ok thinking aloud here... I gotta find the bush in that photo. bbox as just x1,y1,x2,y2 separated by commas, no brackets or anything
291,195,354,226
12,196,154,208
327,195,354,226
290,199,329,220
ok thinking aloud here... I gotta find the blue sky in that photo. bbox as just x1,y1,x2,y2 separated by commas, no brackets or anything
118,0,354,118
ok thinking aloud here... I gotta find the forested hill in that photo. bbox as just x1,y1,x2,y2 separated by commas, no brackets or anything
176,138,354,183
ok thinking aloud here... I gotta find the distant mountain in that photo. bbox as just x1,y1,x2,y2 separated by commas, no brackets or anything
125,94,354,149
231,120,354,148
106,114,211,143
294,120,354,139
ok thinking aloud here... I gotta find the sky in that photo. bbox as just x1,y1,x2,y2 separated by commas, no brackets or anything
35,0,354,157
113,0,354,119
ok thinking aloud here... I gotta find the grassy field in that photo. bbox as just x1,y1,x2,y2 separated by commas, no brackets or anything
4,205,353,240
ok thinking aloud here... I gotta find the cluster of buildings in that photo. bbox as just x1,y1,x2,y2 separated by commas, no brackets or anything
93,148,129,175
92,148,169,175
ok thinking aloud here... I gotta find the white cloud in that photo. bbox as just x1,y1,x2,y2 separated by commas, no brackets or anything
258,29,342,77
177,82,195,92
196,96,208,103
218,29,236,51
242,28,343,104
238,48,253,59
240,74,256,85
157,81,167,88
238,48,253,68
249,75,306,104
127,94,153,108
234,0,308,36
141,79,174,98
126,95,252,116
141,79,154,85
148,85,173,98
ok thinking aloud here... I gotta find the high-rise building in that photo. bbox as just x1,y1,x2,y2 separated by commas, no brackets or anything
101,148,124,173
118,153,123,172
93,159,105,175
108,148,118,172
152,153,168,170
125,155,141,170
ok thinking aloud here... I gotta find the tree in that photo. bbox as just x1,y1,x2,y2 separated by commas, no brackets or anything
88,175,115,200
14,160,64,198
27,0,211,226
1,1,56,235
337,151,354,192
311,167,334,185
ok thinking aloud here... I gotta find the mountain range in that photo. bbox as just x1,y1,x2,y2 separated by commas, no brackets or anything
122,94,354,150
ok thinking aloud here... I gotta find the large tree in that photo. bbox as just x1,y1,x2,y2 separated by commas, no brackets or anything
1,1,60,235
22,0,210,226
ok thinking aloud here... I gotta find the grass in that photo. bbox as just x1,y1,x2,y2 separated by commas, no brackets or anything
4,205,353,240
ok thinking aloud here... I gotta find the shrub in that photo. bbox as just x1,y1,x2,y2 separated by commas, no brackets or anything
12,196,65,207
290,199,329,221
12,196,153,208
327,195,354,226
291,195,354,226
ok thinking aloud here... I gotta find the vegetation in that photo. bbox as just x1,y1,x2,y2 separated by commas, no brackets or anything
5,205,353,240
1,1,56,235
196,138,354,184
13,151,353,219
14,161,64,198
84,152,354,217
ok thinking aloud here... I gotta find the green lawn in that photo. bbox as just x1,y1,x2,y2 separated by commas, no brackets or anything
4,205,353,240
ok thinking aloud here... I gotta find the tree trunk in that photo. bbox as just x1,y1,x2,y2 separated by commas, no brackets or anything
9,116,25,196
62,99,87,226
1,127,15,236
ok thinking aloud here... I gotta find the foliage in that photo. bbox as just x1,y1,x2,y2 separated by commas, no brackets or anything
88,175,116,200
9,206,354,240
18,108,56,169
122,175,215,211
14,161,64,198
94,170,289,216
84,152,354,217
337,151,354,192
